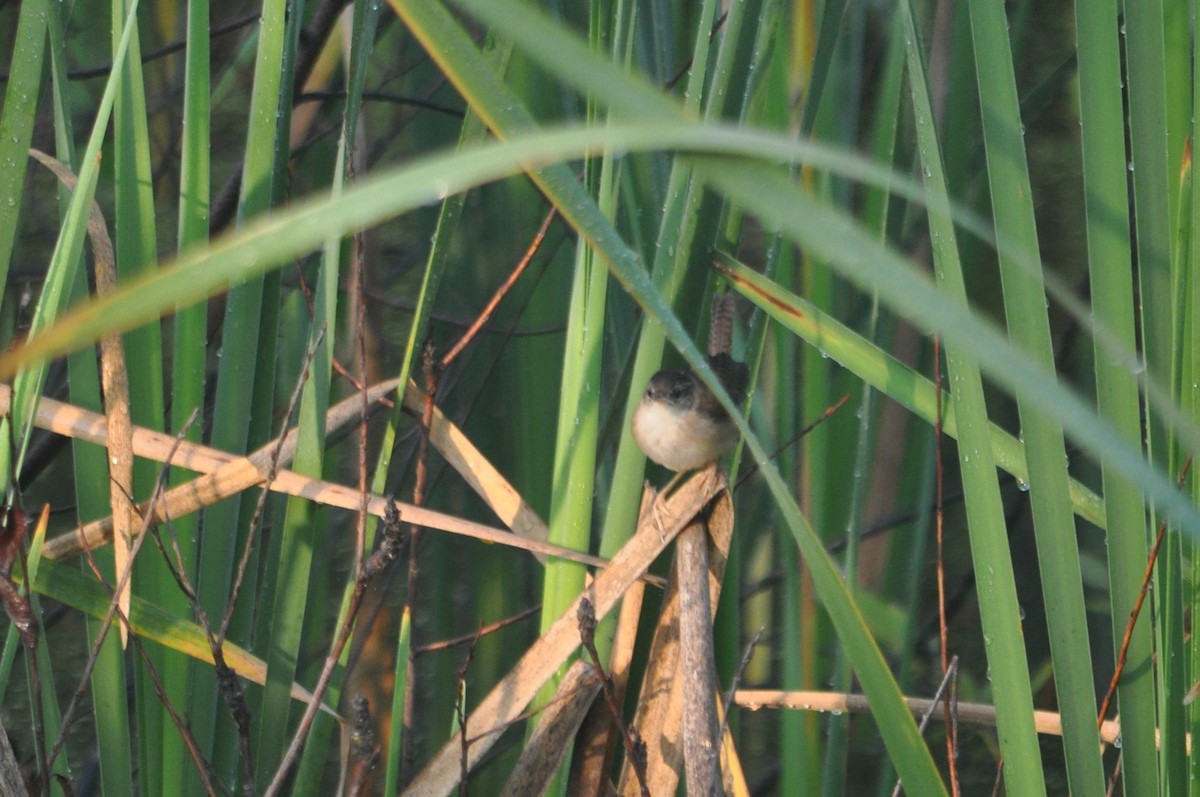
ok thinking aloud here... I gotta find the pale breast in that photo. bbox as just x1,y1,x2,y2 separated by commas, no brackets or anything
631,400,735,472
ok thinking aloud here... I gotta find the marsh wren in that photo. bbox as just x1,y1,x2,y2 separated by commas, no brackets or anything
631,294,748,472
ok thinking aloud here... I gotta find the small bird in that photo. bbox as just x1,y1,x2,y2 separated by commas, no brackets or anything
632,294,748,472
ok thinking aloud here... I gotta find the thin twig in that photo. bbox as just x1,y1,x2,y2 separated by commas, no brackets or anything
663,10,729,90
414,604,541,655
460,666,605,748
1105,753,1122,796
719,626,765,743
733,393,849,492
893,656,958,797
296,90,465,117
348,218,376,796
0,11,262,81
354,222,371,585
577,598,649,796
456,633,480,797
439,206,558,368
400,341,438,782
932,336,960,796
1097,455,1193,730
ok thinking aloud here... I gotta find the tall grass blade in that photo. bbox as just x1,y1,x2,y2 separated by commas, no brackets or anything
1075,1,1160,793
966,0,1105,791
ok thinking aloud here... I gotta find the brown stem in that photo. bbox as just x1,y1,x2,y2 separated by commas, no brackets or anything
677,521,720,796
1097,456,1193,729
400,343,439,782
439,206,558,369
933,336,960,796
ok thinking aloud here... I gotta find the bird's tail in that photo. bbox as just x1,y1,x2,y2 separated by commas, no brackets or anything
708,292,736,357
